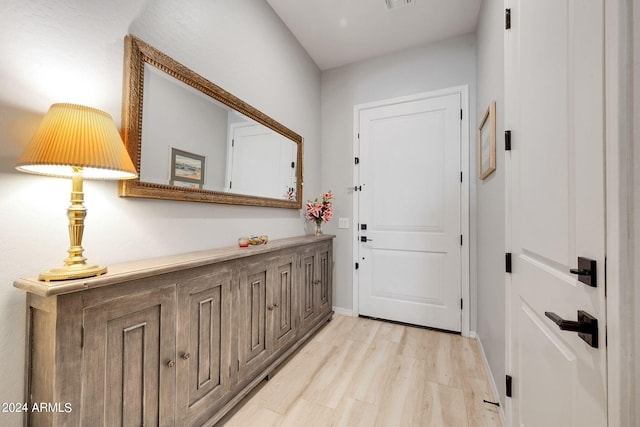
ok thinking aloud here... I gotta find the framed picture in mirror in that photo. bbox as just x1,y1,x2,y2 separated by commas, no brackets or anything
170,148,205,189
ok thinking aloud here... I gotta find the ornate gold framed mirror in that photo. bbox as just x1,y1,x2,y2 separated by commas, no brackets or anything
119,35,303,208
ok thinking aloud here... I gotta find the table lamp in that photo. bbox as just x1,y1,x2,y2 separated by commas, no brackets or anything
16,103,138,281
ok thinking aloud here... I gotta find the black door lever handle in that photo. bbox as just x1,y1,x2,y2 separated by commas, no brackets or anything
545,310,598,348
545,312,588,332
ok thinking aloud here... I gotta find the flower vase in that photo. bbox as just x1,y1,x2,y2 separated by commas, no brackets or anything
314,221,323,236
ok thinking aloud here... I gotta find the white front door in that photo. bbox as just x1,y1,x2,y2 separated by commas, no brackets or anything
357,91,463,332
505,0,607,425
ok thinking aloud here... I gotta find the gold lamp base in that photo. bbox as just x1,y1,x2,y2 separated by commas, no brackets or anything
39,264,107,282
38,167,108,282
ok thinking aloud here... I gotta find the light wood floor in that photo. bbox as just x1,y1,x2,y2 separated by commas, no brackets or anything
218,314,503,427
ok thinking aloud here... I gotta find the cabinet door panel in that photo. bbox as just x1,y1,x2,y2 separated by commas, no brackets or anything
300,251,317,332
177,270,232,426
81,286,176,426
238,263,270,380
317,246,332,316
271,255,297,351
107,306,160,427
195,293,221,392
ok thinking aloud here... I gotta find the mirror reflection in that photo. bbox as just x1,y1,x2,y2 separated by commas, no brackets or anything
141,65,298,199
119,35,303,209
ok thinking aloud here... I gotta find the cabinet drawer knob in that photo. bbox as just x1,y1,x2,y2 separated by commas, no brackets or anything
182,353,190,360
167,360,176,368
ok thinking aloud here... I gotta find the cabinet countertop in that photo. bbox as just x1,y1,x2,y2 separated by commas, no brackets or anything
14,234,334,297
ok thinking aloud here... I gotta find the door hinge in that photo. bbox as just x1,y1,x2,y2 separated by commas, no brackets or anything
460,235,463,246
238,360,240,371
355,262,359,270
506,375,513,397
357,133,360,139
460,299,463,310
460,171,463,182
232,139,234,147
505,130,512,151
229,181,232,189
505,8,511,30
80,325,84,349
291,161,295,169
355,157,360,165
506,253,512,273
460,109,463,120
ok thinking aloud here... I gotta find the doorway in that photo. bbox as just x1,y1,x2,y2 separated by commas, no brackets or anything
352,86,470,335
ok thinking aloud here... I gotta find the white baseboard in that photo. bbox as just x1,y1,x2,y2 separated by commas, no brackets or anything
332,306,354,316
475,332,506,424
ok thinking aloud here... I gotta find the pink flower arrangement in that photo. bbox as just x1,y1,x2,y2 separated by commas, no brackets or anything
305,191,334,224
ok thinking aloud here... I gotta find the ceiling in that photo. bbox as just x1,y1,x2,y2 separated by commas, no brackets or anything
266,0,482,71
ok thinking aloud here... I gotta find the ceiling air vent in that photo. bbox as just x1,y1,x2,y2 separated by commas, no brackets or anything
385,0,415,10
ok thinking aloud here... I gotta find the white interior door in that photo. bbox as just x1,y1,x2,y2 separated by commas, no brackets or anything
357,92,462,331
506,0,607,425
228,124,293,199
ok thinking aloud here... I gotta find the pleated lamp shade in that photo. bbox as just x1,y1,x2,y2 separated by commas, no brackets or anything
16,103,138,180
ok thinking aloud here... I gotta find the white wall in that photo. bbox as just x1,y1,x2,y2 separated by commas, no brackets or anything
0,0,320,424
320,34,477,325
475,0,506,405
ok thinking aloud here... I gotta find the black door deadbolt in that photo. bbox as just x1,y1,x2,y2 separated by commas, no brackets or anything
569,257,597,287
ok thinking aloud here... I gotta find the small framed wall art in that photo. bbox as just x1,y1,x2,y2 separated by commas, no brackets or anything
170,148,205,189
478,101,496,180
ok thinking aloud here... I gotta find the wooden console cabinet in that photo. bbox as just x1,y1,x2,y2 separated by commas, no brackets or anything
14,235,333,426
